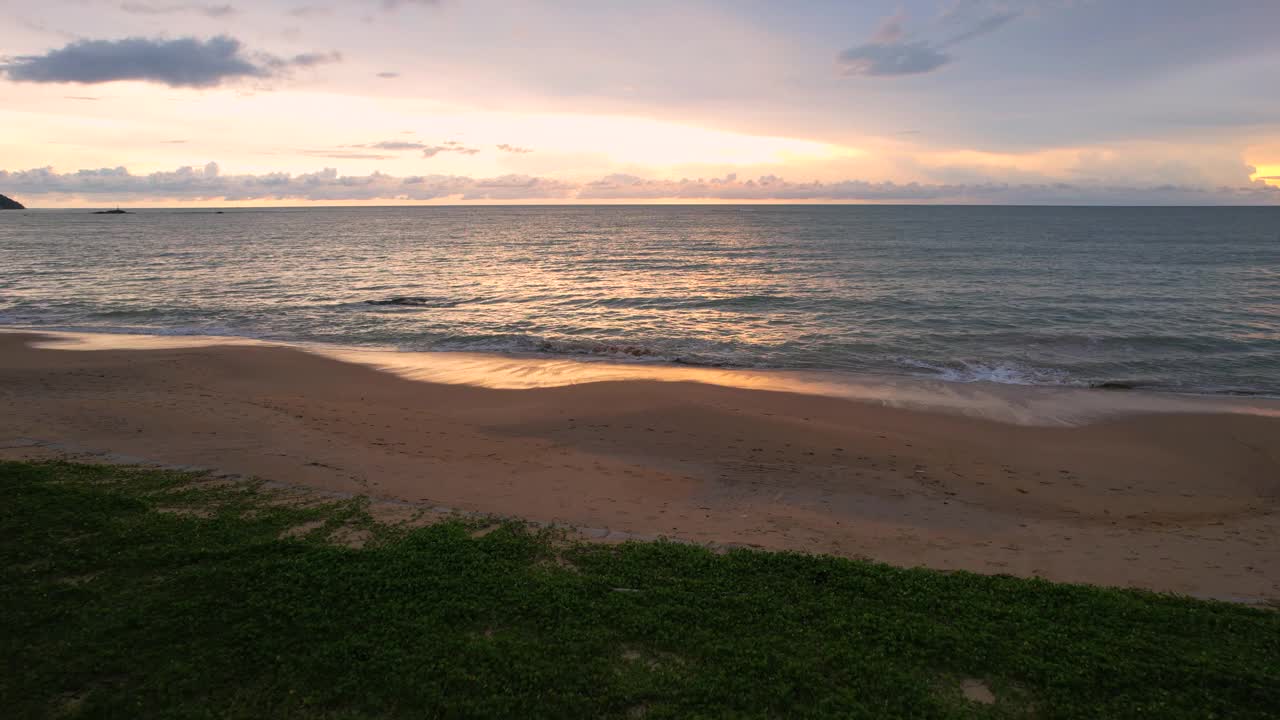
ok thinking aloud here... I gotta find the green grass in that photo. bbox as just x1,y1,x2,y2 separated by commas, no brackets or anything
1,460,1276,719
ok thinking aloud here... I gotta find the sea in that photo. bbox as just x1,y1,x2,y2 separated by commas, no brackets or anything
2,205,1278,396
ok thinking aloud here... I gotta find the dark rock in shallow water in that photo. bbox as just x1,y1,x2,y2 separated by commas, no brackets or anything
0,194,24,210
1092,381,1137,390
92,208,132,215
365,296,459,308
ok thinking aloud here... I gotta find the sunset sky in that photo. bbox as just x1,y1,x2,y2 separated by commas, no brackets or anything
3,0,1279,206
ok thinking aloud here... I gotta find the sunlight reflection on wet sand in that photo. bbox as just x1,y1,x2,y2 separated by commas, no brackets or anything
17,329,1280,427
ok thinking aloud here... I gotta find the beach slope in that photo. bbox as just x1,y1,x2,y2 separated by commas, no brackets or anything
1,332,1276,601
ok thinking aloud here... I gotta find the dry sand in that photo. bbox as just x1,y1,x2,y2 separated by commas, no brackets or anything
1,332,1277,602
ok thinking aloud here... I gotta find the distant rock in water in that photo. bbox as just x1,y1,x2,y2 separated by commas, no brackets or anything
365,296,459,308
0,194,24,210
1091,381,1137,390
92,208,132,215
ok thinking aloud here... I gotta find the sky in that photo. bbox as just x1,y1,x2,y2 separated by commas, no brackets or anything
2,0,1279,206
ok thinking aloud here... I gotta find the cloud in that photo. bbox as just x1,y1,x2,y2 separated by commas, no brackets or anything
380,0,439,9
838,11,952,77
838,42,950,77
376,71,400,78
300,150,395,160
362,141,427,150
17,17,78,42
942,10,1021,46
1,36,339,88
871,10,907,43
576,173,953,200
422,142,480,158
2,164,1276,205
119,2,236,17
287,4,330,17
497,144,533,154
0,164,574,202
281,51,342,68
838,3,1026,77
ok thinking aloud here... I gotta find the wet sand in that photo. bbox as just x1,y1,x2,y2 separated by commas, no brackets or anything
2,331,1277,602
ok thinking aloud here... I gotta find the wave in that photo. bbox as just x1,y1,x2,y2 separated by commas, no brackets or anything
1090,381,1140,390
364,296,463,308
550,294,799,311
1,314,1275,397
427,334,742,367
894,357,1079,386
0,321,262,339
687,294,798,309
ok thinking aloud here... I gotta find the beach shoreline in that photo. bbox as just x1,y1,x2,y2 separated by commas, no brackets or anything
10,327,1280,427
2,330,1278,601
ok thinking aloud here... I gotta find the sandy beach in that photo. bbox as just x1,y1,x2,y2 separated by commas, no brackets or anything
2,331,1277,602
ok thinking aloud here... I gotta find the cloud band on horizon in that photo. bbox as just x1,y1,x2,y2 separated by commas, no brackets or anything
2,164,1277,205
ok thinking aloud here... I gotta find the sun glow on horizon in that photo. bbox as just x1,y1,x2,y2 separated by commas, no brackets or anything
1,86,863,182
1250,163,1280,187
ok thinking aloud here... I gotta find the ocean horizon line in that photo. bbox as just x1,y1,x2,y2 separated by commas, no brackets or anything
9,202,1280,210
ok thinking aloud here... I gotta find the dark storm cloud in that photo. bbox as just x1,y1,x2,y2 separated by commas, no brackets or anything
1,36,339,88
119,3,237,17
3,164,1276,205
